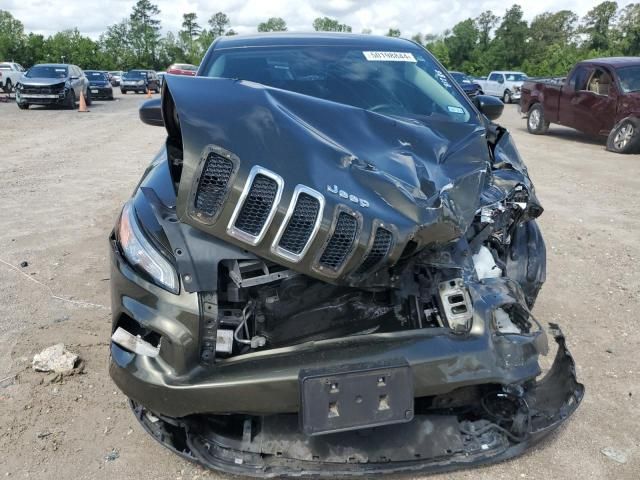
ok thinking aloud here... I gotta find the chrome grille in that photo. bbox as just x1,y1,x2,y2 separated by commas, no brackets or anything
278,193,321,255
319,212,358,270
356,227,393,273
194,153,233,218
234,174,278,237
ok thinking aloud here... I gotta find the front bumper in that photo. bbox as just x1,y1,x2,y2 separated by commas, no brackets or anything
89,85,113,98
121,83,146,92
16,90,67,105
127,325,582,477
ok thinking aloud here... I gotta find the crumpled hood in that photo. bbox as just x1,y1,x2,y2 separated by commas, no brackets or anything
163,75,532,284
19,76,68,87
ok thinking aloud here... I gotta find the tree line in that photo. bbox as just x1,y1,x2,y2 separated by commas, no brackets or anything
0,1,639,76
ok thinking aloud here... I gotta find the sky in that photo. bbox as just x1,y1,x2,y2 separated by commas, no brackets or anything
0,0,636,39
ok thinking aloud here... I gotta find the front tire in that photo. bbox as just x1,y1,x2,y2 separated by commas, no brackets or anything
4,79,13,93
121,89,126,94
502,90,512,104
84,89,92,106
527,103,549,135
66,90,76,110
606,118,640,154
17,102,29,110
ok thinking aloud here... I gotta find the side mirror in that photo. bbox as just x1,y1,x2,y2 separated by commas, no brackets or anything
497,77,504,84
139,98,164,127
70,75,79,80
473,95,504,121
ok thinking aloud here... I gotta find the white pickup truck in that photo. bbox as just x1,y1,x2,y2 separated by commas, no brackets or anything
0,62,26,93
476,71,528,104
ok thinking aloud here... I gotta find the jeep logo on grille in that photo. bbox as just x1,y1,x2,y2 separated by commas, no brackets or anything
326,185,369,208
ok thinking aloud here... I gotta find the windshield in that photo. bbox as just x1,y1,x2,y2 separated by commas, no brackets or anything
203,46,476,124
505,73,527,82
86,71,108,81
450,72,472,84
26,66,68,78
617,66,640,93
124,71,147,79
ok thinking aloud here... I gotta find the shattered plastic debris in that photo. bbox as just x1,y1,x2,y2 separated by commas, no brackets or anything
104,449,120,462
601,447,628,464
32,344,79,374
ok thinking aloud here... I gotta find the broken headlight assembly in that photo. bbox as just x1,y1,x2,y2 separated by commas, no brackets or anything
116,201,179,294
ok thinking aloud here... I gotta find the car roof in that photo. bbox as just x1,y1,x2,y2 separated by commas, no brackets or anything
214,32,418,50
582,57,640,67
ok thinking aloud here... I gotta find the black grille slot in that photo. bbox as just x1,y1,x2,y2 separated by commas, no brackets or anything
278,193,321,255
319,212,358,270
234,174,278,236
356,228,393,273
194,153,233,217
22,85,64,95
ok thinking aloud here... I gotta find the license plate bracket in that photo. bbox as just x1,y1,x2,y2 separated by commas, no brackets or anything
300,360,413,436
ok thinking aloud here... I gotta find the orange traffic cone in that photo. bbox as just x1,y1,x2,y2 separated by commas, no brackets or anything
78,91,89,112
146,88,152,98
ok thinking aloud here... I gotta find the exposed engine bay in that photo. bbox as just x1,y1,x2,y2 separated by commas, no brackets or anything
109,36,583,477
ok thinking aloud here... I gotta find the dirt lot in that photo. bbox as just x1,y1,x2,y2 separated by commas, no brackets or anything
0,93,638,479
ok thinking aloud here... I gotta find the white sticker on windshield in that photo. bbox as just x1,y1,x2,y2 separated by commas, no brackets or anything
447,106,465,114
434,69,452,88
363,51,417,62
55,68,66,72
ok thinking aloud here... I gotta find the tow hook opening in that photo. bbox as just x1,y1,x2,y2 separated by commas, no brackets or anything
111,314,162,357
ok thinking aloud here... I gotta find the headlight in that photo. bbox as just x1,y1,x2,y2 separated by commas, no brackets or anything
137,80,144,85
117,202,179,294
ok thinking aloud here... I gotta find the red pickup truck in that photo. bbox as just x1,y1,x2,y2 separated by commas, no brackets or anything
520,57,640,153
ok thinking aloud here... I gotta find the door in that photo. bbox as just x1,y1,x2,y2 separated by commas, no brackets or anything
570,67,617,136
487,73,503,96
70,66,83,97
558,65,589,127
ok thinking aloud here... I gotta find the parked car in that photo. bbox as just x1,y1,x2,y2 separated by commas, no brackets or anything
84,70,114,100
15,63,91,110
109,33,582,477
120,69,160,94
520,57,640,154
0,62,25,93
477,71,528,103
449,71,483,97
166,63,197,76
156,71,166,86
109,70,124,86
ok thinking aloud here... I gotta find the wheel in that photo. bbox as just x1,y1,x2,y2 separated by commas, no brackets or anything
121,89,126,94
606,118,640,154
4,79,12,93
527,103,549,135
84,88,92,106
479,90,484,95
66,90,76,109
502,90,512,104
17,102,29,110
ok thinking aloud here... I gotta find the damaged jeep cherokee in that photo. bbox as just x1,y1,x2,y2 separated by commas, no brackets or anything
109,33,583,477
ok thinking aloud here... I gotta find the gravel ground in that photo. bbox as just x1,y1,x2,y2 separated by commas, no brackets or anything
0,93,638,479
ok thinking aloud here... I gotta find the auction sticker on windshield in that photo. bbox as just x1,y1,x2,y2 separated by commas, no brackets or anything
363,51,417,62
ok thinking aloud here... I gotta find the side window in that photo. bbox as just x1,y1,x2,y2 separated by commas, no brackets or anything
587,68,612,96
489,73,499,82
569,67,589,91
